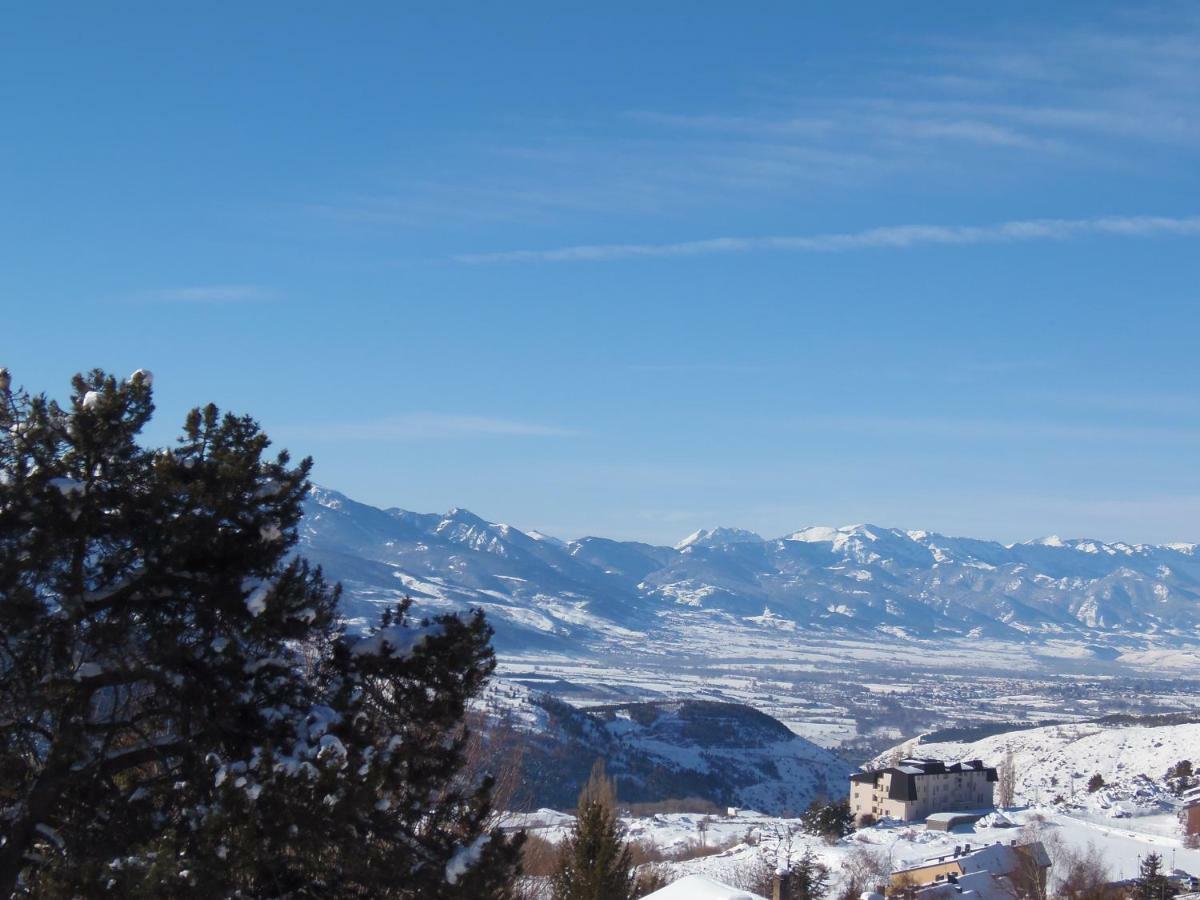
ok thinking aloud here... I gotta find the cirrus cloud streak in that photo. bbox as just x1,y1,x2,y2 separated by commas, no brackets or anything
455,214,1200,264
278,413,579,441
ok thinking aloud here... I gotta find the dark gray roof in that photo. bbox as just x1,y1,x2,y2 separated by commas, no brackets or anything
850,757,998,787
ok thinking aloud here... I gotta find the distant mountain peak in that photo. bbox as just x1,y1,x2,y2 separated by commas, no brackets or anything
675,526,764,551
1028,534,1067,548
308,484,347,506
438,507,492,530
526,530,566,547
784,524,884,545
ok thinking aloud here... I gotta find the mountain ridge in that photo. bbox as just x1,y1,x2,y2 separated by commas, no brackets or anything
300,486,1200,652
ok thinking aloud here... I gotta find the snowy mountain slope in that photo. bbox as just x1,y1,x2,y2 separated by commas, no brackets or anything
676,527,765,551
476,681,851,815
300,487,653,649
299,486,1200,651
886,719,1200,815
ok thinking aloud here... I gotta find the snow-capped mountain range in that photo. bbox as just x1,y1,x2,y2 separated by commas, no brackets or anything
300,486,1200,651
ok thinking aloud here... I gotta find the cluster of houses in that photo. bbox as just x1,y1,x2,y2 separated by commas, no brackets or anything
884,840,1051,900
849,757,1051,900
642,756,1200,900
643,840,1050,900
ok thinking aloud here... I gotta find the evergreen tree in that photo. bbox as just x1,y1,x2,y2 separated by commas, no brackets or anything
1166,760,1195,796
781,847,829,900
0,369,522,897
1087,773,1105,793
1134,852,1174,900
550,759,634,900
801,798,854,840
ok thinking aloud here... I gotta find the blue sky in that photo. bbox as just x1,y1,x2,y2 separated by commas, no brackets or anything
4,2,1199,545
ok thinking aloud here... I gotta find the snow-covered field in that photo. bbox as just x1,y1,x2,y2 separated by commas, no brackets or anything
495,647,1200,765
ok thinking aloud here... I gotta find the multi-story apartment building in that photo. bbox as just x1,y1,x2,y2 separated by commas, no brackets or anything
850,757,997,824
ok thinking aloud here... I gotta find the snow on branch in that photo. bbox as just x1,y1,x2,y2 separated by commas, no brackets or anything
351,623,445,659
445,834,490,885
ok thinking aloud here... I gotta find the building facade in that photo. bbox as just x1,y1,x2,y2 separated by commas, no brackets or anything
889,840,1051,899
1185,786,1200,838
850,757,997,824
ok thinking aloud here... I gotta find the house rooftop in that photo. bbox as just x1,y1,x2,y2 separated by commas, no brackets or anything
897,840,1050,878
641,874,767,900
853,757,997,779
912,869,1019,900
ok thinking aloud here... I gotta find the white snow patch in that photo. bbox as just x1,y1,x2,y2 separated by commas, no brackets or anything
351,622,444,658
245,582,270,617
445,834,490,884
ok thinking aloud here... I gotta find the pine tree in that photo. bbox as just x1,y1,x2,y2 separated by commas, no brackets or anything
1134,852,1174,900
0,369,522,897
550,759,634,900
781,847,829,900
801,798,854,840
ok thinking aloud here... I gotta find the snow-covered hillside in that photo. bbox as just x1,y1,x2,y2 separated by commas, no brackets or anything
476,680,851,815
888,719,1200,816
300,486,1200,652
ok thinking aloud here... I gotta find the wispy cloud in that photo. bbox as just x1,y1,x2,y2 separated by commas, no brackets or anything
279,413,578,441
806,413,1200,444
627,362,769,374
310,8,1200,228
137,285,278,303
454,214,1200,264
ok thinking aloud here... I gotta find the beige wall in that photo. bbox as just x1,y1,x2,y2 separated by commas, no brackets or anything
851,769,994,824
889,859,963,889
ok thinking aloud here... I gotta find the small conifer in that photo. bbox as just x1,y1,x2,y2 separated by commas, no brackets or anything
551,760,635,900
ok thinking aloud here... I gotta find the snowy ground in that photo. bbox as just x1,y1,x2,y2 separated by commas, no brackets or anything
507,719,1200,895
508,804,1200,895
900,721,1200,812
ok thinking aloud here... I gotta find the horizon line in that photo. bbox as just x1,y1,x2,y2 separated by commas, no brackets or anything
306,484,1200,551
